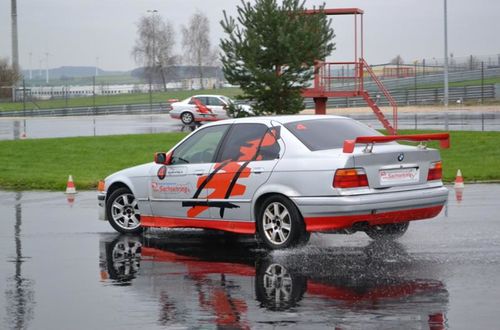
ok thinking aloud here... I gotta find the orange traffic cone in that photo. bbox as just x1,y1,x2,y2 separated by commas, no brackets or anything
65,175,77,194
454,169,464,189
454,187,464,203
67,193,75,207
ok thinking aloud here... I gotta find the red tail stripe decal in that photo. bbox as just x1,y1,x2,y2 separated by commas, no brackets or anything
304,205,443,232
141,215,256,234
142,206,442,234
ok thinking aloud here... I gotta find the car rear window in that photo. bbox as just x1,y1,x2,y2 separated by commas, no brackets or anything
284,118,381,151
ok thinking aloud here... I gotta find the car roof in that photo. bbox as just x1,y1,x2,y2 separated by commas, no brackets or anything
190,94,227,98
201,115,351,127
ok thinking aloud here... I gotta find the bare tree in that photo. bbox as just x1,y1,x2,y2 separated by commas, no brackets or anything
390,55,404,65
132,14,176,91
0,57,20,99
182,11,217,89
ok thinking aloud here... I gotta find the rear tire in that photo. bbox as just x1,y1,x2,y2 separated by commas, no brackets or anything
257,195,309,250
255,260,306,311
365,222,409,240
180,111,194,125
106,187,143,234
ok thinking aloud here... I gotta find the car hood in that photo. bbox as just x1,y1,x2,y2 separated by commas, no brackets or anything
105,163,153,181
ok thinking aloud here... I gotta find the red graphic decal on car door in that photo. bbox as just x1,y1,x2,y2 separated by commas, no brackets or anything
182,127,280,218
185,162,251,218
192,98,216,116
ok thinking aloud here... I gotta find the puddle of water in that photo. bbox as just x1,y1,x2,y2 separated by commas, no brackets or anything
96,233,449,329
2,185,500,329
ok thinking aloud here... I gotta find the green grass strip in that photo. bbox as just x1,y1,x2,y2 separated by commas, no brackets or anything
403,76,500,90
399,130,500,182
0,130,499,190
0,133,187,190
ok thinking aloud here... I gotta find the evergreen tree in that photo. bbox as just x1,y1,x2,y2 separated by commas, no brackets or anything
220,0,335,115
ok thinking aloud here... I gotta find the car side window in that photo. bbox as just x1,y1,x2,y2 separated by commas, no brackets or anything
208,97,224,106
219,123,281,162
188,97,207,105
171,125,229,165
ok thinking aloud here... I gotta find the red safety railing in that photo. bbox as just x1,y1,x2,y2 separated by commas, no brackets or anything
312,61,364,94
362,59,398,131
306,59,398,134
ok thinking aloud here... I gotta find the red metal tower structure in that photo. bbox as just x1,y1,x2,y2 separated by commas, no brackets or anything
302,8,398,134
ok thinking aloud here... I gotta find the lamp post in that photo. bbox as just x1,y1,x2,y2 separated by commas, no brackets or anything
11,0,19,74
147,9,158,113
45,52,50,84
29,52,32,80
443,0,449,107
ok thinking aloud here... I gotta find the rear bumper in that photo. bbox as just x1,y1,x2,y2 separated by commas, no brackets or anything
291,186,449,232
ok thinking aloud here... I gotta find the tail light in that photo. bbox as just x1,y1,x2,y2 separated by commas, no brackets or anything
97,180,106,192
427,161,443,181
333,168,369,188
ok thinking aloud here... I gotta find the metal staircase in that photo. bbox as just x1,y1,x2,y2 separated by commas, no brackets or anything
362,59,398,134
302,8,398,134
361,92,395,134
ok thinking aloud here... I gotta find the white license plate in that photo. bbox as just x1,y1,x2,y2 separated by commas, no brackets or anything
379,167,419,185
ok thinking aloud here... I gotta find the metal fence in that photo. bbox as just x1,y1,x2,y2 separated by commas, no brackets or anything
304,85,496,109
0,103,167,117
363,67,500,91
1,82,496,118
348,112,500,132
1,111,500,141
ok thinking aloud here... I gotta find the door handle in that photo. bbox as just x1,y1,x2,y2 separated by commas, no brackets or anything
253,167,265,174
194,169,206,176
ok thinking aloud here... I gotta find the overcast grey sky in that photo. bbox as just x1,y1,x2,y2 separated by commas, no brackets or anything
1,0,499,71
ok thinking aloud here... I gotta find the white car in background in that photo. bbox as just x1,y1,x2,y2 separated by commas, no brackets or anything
168,94,253,125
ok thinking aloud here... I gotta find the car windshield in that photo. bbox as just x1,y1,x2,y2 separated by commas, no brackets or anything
284,118,382,151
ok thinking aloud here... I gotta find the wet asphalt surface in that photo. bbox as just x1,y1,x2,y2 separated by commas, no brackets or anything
0,184,499,329
0,115,187,140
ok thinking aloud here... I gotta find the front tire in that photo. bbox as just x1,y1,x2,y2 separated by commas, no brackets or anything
180,111,194,125
105,235,142,283
106,187,143,234
365,222,409,240
257,195,309,250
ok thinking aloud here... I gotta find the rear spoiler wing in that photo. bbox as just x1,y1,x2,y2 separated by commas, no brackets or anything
343,133,450,153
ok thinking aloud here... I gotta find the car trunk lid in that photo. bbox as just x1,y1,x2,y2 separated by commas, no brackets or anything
350,144,440,189
343,134,450,189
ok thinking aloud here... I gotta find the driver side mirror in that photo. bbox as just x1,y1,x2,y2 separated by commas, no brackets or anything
154,152,172,165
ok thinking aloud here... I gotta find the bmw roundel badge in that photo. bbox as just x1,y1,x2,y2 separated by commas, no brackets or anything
397,153,405,162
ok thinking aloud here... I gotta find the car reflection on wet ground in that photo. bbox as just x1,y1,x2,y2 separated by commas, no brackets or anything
100,233,448,329
1,184,499,329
